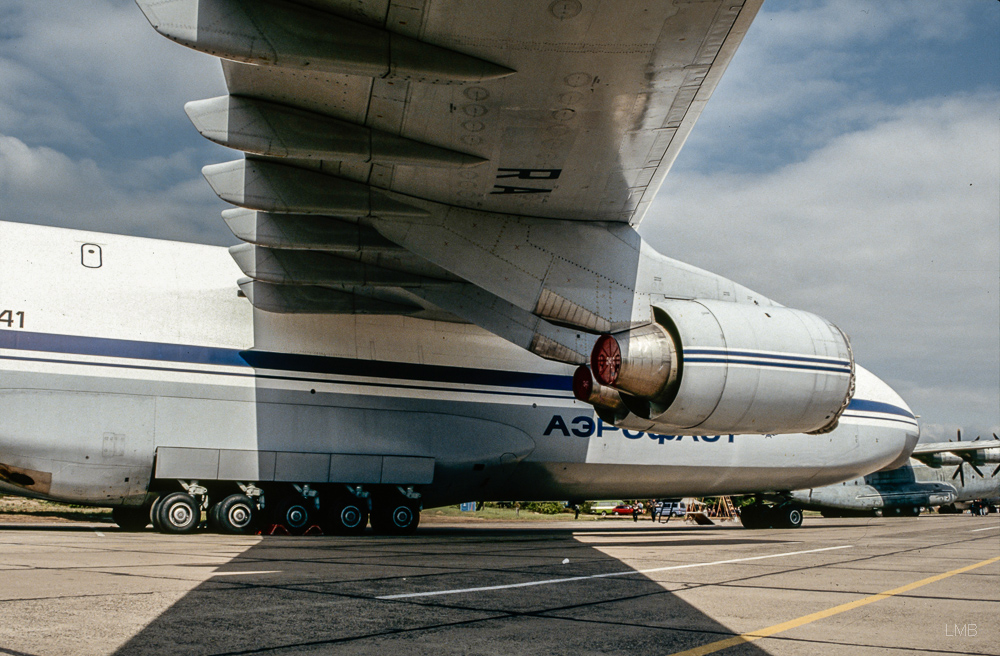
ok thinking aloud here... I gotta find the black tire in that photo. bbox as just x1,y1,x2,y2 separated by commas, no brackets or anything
113,506,150,531
601,511,607,517
272,497,312,535
775,504,803,528
156,492,200,534
207,501,224,532
216,494,258,534
740,505,765,529
370,493,420,535
321,495,368,535
150,495,166,531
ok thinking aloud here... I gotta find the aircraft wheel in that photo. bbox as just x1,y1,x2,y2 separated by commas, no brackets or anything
740,505,766,529
150,495,166,531
272,497,312,535
113,506,150,531
207,500,223,532
775,504,803,528
321,495,368,535
370,492,420,535
156,492,200,534
216,494,258,534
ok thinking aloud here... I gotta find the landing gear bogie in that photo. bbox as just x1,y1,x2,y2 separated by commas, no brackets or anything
370,487,421,535
155,492,200,534
321,494,369,535
113,505,151,531
271,496,314,535
740,501,803,529
213,494,258,534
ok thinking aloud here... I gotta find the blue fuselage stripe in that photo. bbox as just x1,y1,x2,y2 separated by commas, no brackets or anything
0,329,573,392
0,329,915,421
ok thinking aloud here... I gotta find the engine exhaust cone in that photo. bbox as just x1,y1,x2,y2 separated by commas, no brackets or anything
572,366,595,402
591,334,621,386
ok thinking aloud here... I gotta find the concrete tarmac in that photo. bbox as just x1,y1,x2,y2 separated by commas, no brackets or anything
0,514,997,656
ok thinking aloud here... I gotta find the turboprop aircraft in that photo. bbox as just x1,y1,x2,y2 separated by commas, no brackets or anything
788,437,1000,519
0,0,921,535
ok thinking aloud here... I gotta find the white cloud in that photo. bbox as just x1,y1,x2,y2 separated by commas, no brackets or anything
682,0,987,172
0,0,224,149
0,134,231,244
646,93,1000,436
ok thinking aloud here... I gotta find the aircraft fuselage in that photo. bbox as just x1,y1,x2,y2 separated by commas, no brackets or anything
0,222,919,514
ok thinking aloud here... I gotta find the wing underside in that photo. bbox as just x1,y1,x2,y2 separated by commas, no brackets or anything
137,0,764,363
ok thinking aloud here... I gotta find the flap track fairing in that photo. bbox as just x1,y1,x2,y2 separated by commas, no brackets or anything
222,209,402,253
136,0,514,83
203,158,428,217
186,96,487,167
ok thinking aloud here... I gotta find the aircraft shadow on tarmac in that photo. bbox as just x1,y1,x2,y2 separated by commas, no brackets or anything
108,524,778,656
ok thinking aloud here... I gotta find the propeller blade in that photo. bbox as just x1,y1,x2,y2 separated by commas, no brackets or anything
957,429,963,442
951,465,966,487
970,462,984,477
993,463,1000,477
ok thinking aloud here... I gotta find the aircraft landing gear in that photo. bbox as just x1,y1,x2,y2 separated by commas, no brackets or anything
112,505,151,531
145,481,425,535
370,486,421,535
271,498,313,535
740,500,802,529
209,494,258,534
773,504,803,528
321,489,369,535
155,491,200,534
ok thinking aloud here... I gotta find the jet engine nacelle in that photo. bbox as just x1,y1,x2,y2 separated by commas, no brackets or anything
588,299,855,435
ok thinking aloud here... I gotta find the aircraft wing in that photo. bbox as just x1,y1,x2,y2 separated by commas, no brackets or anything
911,440,1000,468
137,0,766,364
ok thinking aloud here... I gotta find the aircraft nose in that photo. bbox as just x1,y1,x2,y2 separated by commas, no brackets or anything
850,366,920,471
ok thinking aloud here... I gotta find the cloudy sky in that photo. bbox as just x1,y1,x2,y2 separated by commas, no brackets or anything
1,0,997,440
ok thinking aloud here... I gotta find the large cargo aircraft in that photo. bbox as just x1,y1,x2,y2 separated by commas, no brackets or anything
789,438,1000,518
0,0,921,535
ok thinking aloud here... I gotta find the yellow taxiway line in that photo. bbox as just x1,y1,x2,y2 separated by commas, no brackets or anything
669,555,1000,656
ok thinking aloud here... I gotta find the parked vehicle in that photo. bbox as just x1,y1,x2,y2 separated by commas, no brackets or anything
657,500,687,518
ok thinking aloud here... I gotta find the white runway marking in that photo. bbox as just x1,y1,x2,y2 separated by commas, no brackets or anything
211,570,281,576
377,545,853,600
969,525,1000,532
94,531,105,537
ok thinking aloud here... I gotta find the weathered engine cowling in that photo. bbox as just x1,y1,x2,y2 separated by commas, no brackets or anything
590,299,855,435
572,366,630,423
